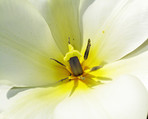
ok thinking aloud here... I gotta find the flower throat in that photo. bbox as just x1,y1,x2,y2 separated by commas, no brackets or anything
51,39,102,80
50,39,110,95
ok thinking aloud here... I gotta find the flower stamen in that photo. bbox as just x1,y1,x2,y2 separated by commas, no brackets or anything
50,58,65,67
84,39,91,60
49,39,112,95
90,66,102,72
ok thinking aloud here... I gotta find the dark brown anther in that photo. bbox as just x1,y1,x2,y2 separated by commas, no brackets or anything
50,58,65,67
84,39,91,60
69,56,83,76
57,77,68,83
68,37,70,44
90,66,102,72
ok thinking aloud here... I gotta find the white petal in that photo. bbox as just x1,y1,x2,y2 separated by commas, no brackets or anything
54,75,148,119
0,0,68,86
98,51,148,90
83,0,148,64
0,82,74,119
79,0,94,17
83,0,120,40
123,39,148,59
28,0,87,54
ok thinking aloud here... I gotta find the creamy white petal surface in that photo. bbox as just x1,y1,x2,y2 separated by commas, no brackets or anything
83,0,120,40
0,0,68,86
97,51,148,90
123,39,148,59
1,75,148,119
0,0,148,119
0,82,74,119
83,0,148,65
28,0,85,54
54,75,148,119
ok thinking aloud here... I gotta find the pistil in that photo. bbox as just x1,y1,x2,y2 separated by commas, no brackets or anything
69,56,83,76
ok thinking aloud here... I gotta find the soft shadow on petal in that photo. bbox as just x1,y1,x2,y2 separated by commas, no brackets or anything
28,0,87,54
0,81,74,119
0,85,12,112
79,0,95,37
122,39,148,59
0,0,69,87
83,0,148,66
98,51,148,90
54,75,148,119
79,0,94,17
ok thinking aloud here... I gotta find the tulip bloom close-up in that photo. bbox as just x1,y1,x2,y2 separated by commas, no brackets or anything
0,0,148,119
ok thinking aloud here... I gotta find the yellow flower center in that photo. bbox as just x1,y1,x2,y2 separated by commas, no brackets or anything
51,39,109,95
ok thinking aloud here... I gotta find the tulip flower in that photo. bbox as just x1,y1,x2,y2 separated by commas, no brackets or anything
0,0,148,119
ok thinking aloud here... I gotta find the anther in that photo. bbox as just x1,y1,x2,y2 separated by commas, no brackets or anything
90,66,102,72
57,77,69,83
50,58,65,67
80,77,85,80
84,39,91,60
68,37,70,44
